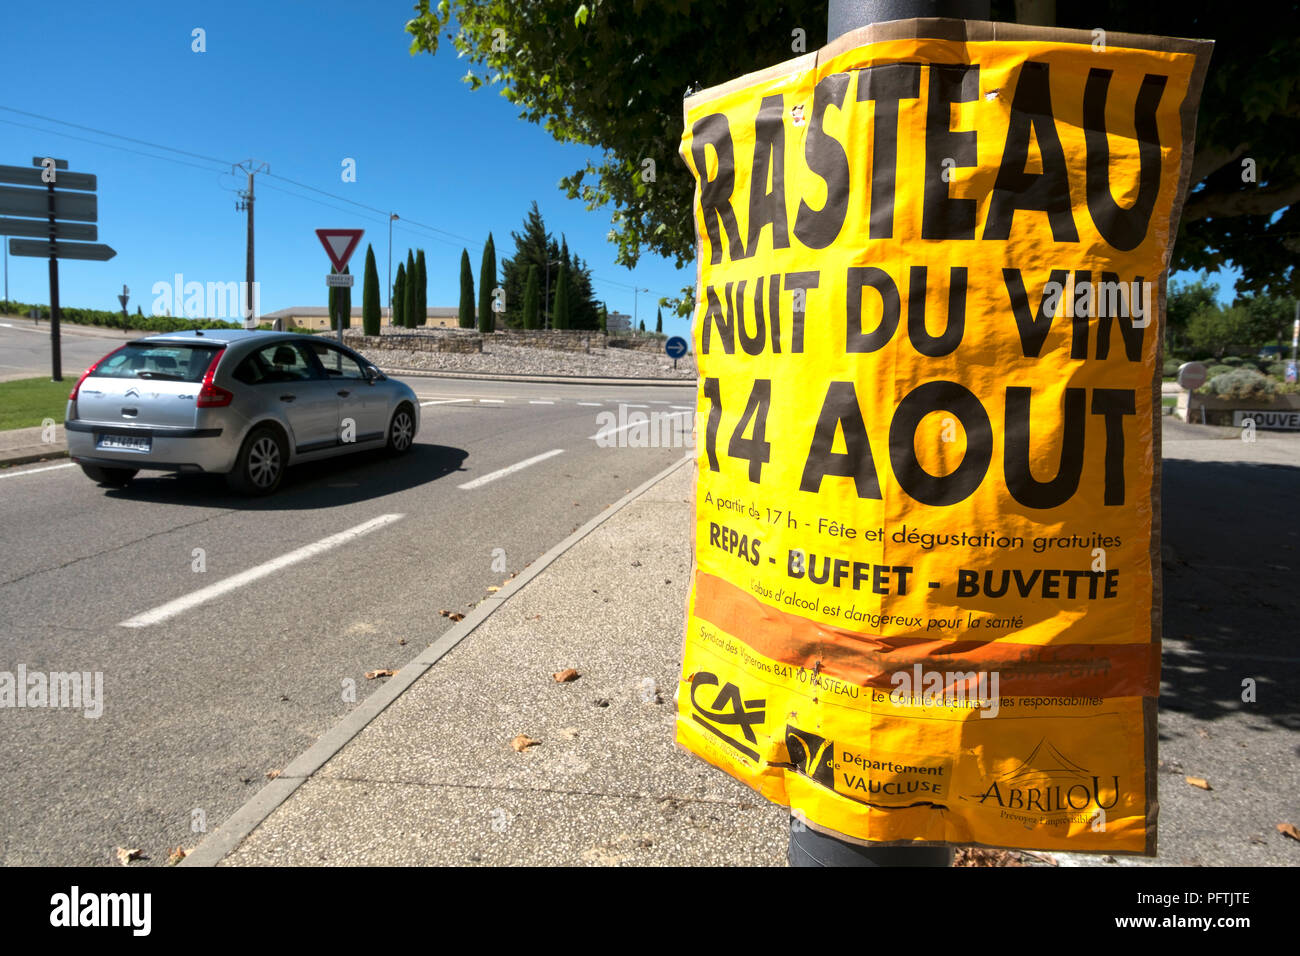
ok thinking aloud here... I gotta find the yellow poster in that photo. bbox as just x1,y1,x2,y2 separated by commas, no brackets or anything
675,19,1212,855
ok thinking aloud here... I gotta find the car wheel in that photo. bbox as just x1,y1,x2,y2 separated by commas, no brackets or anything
386,403,415,455
227,425,287,496
80,464,138,487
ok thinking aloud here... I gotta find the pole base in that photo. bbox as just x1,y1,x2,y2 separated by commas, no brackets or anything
788,817,954,866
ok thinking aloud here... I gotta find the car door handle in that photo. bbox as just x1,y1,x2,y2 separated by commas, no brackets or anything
337,390,350,397
280,395,296,402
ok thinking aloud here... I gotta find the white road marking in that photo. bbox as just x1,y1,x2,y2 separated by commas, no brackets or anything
0,462,75,480
457,449,564,490
590,410,690,440
650,400,670,404
118,513,404,628
528,400,555,405
671,405,694,410
577,402,603,406
623,404,650,408
420,398,469,406
478,399,504,404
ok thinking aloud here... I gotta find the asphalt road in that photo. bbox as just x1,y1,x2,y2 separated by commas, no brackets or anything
0,373,695,865
0,315,146,382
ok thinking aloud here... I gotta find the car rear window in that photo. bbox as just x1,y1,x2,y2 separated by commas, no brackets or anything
90,343,222,383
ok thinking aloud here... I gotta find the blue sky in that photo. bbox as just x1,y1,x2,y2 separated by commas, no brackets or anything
2,1,1238,335
1,1,692,334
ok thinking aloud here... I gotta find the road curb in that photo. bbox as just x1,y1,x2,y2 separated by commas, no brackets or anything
0,448,69,468
180,451,694,867
382,367,697,387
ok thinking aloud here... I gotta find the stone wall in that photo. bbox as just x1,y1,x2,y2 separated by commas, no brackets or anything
344,331,482,353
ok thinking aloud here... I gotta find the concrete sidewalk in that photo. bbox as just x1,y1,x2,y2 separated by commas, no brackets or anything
0,424,67,467
187,457,788,866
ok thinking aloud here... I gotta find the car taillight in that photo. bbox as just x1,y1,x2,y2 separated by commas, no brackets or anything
196,349,233,408
69,348,124,405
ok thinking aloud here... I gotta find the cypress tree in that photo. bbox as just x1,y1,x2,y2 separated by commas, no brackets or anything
522,264,540,330
639,319,645,333
655,307,663,334
405,250,416,328
393,262,406,328
478,233,496,333
415,249,427,326
362,244,381,335
553,263,570,331
458,249,476,328
599,303,607,332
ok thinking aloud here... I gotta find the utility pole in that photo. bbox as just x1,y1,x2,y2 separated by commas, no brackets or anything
785,0,991,870
633,286,648,334
233,160,268,327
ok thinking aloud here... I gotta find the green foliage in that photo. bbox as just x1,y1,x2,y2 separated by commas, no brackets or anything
552,262,570,330
598,302,607,332
405,250,417,328
1187,303,1277,359
362,244,382,335
655,306,663,334
393,262,407,328
522,264,540,330
478,233,497,333
1202,368,1278,401
458,249,476,328
1265,360,1291,379
0,377,81,431
1161,359,1182,377
415,249,428,326
1,299,241,333
1205,364,1235,379
408,0,1300,314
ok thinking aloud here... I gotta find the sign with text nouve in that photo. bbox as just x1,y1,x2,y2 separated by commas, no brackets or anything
676,20,1211,855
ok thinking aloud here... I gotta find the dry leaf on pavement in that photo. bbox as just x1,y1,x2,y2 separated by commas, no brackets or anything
553,668,581,683
1185,776,1212,790
510,734,542,752
365,669,396,680
447,612,464,622
1277,822,1300,841
265,769,281,780
167,846,189,865
115,847,144,866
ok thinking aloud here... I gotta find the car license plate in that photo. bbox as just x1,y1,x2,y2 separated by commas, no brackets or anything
97,434,151,452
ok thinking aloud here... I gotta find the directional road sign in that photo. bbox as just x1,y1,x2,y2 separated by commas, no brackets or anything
0,216,97,241
0,164,97,191
665,335,689,359
8,238,116,261
0,186,98,222
315,229,364,273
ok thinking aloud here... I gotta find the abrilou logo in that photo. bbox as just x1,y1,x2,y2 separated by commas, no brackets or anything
689,671,765,760
971,738,1121,814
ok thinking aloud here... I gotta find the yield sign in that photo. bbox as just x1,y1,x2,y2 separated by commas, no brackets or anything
315,228,364,273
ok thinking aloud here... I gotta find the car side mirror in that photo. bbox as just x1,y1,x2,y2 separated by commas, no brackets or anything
365,365,384,383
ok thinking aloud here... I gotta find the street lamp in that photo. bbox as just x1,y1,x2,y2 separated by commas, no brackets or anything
633,286,649,334
387,213,399,325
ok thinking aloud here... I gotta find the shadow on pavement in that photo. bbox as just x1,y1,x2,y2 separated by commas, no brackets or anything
99,442,469,510
1159,456,1300,735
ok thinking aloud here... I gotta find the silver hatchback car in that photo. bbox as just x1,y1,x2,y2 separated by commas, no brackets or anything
65,330,420,495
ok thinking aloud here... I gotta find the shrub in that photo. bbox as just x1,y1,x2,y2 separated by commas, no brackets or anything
1162,359,1181,377
1202,368,1278,402
1220,355,1246,367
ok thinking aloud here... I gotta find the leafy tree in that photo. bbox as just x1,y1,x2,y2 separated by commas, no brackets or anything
458,249,476,328
1235,290,1294,349
1166,278,1219,353
478,233,497,333
655,306,663,334
553,261,571,330
362,244,381,335
409,0,1300,310
1187,303,1275,358
414,249,428,326
639,319,646,333
523,264,540,329
394,261,407,328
